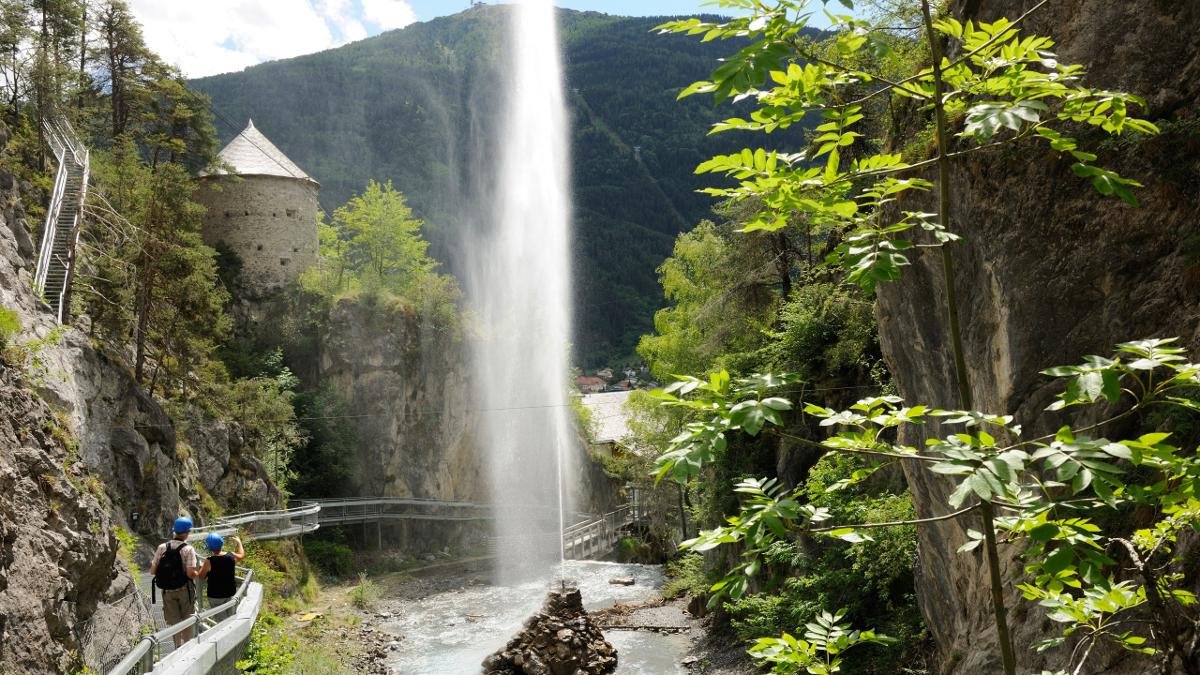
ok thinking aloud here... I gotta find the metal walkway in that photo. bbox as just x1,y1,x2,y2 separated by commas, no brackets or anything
563,503,639,560
186,502,321,543
108,496,642,674
34,118,89,323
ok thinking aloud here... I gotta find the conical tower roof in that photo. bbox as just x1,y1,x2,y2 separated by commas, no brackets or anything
207,119,317,185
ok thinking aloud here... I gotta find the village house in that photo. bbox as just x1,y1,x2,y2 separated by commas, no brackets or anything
576,375,606,394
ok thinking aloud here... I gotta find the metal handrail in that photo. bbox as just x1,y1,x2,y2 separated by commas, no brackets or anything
108,568,255,675
33,118,90,324
33,138,68,292
55,146,88,322
308,496,489,510
187,503,321,543
563,504,631,537
562,504,635,559
199,502,320,526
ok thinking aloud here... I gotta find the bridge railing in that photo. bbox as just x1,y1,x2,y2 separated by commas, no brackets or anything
188,502,320,543
563,504,633,560
33,124,69,294
108,568,256,675
307,497,591,525
309,497,492,524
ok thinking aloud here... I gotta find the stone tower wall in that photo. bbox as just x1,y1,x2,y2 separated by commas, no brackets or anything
196,174,318,294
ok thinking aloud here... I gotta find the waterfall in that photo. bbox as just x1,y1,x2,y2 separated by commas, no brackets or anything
466,0,575,583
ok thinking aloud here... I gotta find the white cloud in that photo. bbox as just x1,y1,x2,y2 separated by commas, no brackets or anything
361,0,417,30
128,0,417,78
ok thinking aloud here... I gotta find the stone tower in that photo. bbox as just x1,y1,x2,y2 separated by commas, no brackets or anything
196,120,319,295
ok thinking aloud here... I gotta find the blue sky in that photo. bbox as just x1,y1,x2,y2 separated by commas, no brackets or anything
131,1,841,78
410,1,738,20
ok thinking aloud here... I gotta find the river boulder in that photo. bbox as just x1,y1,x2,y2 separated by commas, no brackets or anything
482,585,617,675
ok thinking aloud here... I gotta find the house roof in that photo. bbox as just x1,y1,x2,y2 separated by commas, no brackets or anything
205,119,317,185
581,390,635,445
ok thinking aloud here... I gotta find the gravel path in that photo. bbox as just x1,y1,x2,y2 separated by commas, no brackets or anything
595,596,755,673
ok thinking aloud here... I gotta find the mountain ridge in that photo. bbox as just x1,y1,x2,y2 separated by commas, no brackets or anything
191,7,817,365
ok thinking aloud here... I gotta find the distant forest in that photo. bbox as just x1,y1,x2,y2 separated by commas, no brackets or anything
191,7,817,367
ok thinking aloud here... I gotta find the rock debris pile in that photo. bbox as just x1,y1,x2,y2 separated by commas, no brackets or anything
482,585,617,674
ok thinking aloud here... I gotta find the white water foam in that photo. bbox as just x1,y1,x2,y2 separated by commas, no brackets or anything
465,0,575,583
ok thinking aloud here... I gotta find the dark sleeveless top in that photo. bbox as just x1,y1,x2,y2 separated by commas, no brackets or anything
206,554,236,599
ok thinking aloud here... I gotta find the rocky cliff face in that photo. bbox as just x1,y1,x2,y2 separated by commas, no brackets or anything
876,2,1200,671
31,335,281,541
0,130,281,670
0,361,117,672
318,297,485,500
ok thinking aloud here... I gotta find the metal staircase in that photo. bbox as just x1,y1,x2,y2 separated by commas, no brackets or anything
33,118,89,323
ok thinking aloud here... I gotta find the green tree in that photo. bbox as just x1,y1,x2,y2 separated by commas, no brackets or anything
654,1,1160,672
218,349,304,497
93,0,148,139
338,179,433,291
288,386,356,498
0,1,31,111
83,140,229,398
301,180,458,323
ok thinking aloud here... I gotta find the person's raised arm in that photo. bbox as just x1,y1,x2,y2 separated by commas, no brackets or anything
232,536,245,562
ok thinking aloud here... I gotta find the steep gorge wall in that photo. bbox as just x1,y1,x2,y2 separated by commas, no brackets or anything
0,132,280,670
876,1,1200,671
317,298,484,501
0,361,116,672
312,297,616,543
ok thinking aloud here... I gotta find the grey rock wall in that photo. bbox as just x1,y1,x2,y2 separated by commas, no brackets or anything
318,297,485,500
0,129,282,670
0,362,118,672
876,2,1200,671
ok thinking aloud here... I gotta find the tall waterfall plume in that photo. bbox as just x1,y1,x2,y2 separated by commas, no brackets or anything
467,0,575,582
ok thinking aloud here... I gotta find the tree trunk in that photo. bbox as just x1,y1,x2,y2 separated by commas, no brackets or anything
775,232,792,302
76,0,86,109
133,269,151,383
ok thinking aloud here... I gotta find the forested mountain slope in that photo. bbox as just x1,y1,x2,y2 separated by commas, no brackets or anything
191,7,816,366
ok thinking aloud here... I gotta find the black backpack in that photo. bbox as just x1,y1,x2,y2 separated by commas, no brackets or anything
153,540,191,603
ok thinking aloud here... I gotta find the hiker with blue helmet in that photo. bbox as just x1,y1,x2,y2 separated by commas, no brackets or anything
150,516,201,647
199,532,244,608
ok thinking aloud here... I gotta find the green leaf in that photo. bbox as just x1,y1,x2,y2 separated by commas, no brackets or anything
948,479,975,508
1029,523,1061,541
957,539,983,553
761,397,793,411
1042,547,1075,576
827,528,874,543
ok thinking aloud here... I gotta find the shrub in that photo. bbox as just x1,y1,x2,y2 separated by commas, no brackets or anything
303,538,354,578
662,553,708,600
114,526,142,586
348,572,380,609
0,306,18,350
236,614,295,674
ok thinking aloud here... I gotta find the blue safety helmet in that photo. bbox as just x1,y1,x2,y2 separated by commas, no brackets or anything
205,533,224,551
172,516,193,534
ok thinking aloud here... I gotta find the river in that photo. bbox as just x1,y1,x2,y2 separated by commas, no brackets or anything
384,560,694,673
